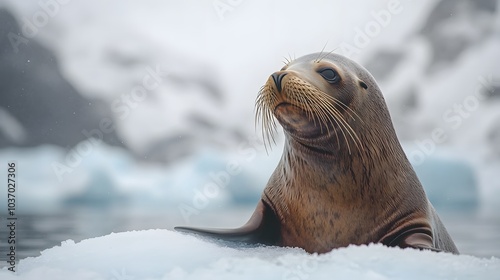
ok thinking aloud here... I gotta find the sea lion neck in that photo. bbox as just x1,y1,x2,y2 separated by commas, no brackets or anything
286,134,339,161
282,129,413,196
281,135,357,188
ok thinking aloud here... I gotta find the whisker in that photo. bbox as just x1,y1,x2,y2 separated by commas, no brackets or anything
318,47,337,63
322,95,365,153
329,97,364,124
320,100,352,154
312,100,340,147
283,56,290,65
322,100,363,153
315,41,329,63
301,83,364,155
255,85,279,153
255,75,366,156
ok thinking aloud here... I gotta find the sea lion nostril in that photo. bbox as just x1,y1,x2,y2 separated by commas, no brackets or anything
271,72,287,92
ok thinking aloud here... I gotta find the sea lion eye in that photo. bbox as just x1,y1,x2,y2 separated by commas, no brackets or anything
318,68,340,83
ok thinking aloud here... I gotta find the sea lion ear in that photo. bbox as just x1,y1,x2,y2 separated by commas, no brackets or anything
359,80,368,90
175,200,281,245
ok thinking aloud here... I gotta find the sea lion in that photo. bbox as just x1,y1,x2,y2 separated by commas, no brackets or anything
175,52,459,254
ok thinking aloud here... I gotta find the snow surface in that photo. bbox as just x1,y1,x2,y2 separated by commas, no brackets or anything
1,230,499,280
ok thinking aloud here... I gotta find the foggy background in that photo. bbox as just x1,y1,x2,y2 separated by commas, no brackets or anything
0,0,499,261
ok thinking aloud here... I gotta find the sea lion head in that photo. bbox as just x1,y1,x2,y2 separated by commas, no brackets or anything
256,52,392,155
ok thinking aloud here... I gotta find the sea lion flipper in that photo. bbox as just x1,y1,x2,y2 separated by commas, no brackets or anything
175,200,281,245
399,231,442,252
386,228,442,252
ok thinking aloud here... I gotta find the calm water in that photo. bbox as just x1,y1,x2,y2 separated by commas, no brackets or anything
0,207,499,267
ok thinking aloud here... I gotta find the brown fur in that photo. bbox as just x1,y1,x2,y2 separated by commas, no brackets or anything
258,53,458,253
176,53,458,254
